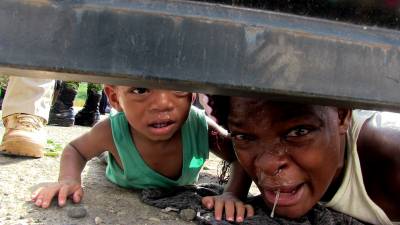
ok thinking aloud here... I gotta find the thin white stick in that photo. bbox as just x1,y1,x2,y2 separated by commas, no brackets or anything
270,190,280,218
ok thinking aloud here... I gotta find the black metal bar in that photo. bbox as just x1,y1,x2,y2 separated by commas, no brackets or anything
1,0,400,111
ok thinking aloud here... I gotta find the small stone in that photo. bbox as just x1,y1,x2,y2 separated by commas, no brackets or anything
117,211,126,216
160,212,175,220
148,217,160,222
95,216,103,224
179,209,196,221
67,206,87,218
19,215,25,219
161,207,179,213
202,212,214,220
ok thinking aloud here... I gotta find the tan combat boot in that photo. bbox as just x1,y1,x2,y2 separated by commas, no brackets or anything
0,113,46,158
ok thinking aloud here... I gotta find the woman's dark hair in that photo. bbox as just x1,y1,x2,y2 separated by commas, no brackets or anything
206,95,230,128
205,95,233,184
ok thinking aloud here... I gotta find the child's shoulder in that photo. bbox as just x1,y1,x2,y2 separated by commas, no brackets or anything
70,118,114,156
108,111,128,126
186,105,207,126
189,105,205,115
89,117,113,136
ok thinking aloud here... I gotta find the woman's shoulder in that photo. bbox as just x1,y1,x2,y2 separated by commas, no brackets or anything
357,111,400,161
357,111,400,218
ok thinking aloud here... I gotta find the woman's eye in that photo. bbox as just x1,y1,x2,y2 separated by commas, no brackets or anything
131,88,149,95
286,127,311,137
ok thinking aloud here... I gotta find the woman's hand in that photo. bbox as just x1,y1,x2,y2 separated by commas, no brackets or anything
202,192,254,222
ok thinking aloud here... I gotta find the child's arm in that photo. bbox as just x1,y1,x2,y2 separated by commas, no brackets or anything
32,119,114,208
205,116,254,222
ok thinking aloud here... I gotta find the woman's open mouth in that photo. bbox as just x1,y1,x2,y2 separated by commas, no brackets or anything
263,183,305,207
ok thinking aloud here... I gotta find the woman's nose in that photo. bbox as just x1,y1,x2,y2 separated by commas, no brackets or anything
254,143,289,177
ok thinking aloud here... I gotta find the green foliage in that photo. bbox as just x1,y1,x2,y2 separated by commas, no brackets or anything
44,139,64,157
74,82,88,107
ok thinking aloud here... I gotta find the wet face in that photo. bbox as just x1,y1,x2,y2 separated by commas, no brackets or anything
106,86,192,142
227,97,349,218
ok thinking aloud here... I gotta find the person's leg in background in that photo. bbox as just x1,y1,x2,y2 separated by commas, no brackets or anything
0,75,9,110
49,82,102,127
48,81,78,127
74,83,103,126
0,77,55,158
99,89,111,115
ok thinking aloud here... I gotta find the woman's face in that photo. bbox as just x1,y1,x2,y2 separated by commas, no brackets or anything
227,97,349,218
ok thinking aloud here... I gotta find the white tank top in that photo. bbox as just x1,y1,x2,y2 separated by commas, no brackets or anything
323,110,396,225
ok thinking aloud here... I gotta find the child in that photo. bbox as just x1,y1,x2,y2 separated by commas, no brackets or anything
32,86,253,222
202,95,399,225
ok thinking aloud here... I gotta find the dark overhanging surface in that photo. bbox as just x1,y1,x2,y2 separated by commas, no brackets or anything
0,0,400,111
194,0,400,30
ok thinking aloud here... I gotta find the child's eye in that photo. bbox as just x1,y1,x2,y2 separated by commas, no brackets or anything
130,88,149,95
286,127,312,137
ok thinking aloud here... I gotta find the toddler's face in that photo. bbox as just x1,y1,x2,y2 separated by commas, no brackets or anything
115,86,192,142
227,97,348,218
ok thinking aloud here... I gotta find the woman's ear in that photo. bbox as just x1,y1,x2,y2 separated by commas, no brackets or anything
104,85,122,112
338,108,352,134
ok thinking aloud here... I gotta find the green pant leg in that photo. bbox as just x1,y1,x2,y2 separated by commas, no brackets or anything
0,75,9,90
87,83,103,94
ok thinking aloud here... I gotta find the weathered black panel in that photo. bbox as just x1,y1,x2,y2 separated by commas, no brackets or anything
0,0,400,111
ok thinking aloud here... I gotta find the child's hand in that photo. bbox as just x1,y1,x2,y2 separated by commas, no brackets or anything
31,180,83,208
202,192,254,222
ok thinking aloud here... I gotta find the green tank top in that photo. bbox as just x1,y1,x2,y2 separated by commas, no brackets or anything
105,106,209,189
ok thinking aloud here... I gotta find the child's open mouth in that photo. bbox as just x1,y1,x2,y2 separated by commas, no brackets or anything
148,121,175,135
150,121,173,128
263,183,305,207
